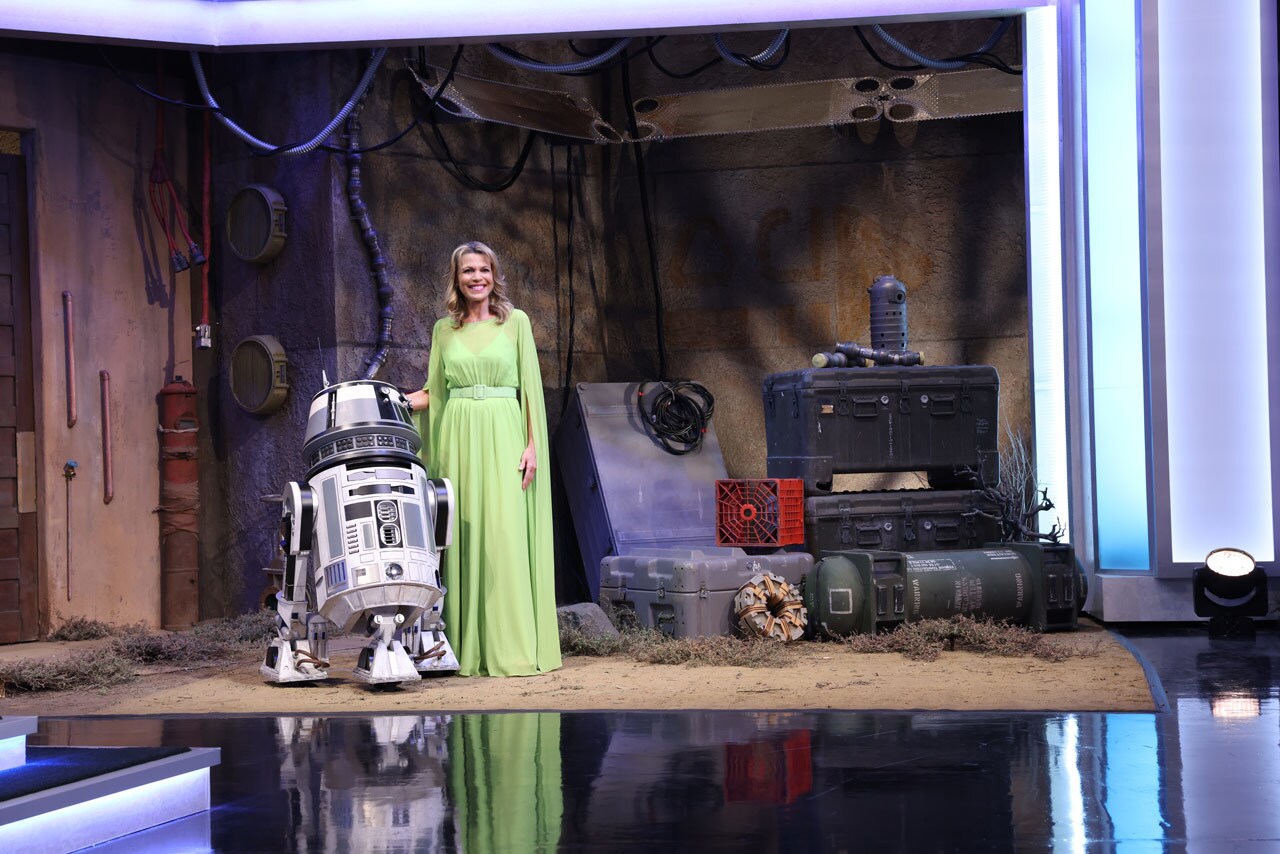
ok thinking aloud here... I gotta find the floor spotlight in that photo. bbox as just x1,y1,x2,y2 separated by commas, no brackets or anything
1193,548,1269,637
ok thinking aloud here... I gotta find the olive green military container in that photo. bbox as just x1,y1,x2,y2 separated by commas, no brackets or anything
806,543,1080,636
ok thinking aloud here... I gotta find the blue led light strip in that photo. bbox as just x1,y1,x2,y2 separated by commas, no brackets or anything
1084,0,1150,571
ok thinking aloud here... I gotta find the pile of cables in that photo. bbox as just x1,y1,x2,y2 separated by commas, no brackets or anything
637,380,715,455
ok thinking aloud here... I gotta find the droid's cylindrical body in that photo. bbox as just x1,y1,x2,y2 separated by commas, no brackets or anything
868,275,908,353
300,380,451,632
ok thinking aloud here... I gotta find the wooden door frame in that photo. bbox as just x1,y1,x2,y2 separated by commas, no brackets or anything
0,143,40,642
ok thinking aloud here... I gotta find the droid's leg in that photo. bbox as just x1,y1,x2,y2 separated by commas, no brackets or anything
351,610,422,685
411,484,459,673
262,485,330,683
408,599,460,674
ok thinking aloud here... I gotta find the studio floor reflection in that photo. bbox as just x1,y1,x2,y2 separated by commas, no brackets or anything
29,627,1280,852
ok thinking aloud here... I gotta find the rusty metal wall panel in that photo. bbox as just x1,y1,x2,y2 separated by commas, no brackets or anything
633,68,1021,139
411,63,623,144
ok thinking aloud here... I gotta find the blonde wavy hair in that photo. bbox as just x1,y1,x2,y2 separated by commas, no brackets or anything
445,241,514,327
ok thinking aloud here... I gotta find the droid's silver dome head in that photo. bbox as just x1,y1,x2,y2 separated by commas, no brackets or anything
302,380,421,476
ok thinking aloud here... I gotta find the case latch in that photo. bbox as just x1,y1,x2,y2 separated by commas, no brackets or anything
838,501,852,545
836,382,850,416
902,498,916,542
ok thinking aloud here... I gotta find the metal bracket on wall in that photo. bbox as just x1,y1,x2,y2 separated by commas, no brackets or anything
631,68,1022,141
410,62,624,144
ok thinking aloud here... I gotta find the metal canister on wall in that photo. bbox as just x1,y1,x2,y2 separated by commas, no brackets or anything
159,377,200,630
868,274,909,353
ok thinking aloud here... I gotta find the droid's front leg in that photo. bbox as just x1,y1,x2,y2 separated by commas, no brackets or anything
351,610,421,685
261,484,330,683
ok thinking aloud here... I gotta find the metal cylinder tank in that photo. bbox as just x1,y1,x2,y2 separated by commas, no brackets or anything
159,377,200,630
901,548,1033,624
868,275,908,353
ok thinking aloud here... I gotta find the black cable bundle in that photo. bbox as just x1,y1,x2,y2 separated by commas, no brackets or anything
637,381,715,455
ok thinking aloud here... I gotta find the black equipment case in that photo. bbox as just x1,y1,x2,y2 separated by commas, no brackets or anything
805,488,1002,555
762,365,1000,492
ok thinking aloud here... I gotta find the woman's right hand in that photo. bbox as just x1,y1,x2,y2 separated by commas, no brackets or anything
405,389,429,412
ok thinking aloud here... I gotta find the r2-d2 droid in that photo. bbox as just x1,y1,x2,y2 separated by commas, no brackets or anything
261,379,458,685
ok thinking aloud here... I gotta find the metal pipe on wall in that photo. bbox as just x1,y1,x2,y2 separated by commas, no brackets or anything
100,370,112,504
62,290,75,427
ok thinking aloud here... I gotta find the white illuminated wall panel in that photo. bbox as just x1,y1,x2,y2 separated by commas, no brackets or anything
1159,0,1274,563
1025,8,1071,540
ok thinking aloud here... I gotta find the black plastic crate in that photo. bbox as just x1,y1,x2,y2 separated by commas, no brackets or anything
763,365,999,492
805,488,1002,555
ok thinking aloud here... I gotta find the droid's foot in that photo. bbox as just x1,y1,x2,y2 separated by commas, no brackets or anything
411,630,460,674
351,638,421,685
260,638,330,683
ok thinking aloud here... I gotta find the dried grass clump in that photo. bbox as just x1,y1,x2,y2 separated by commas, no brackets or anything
628,633,793,668
110,626,231,664
559,614,796,668
48,616,114,642
108,612,278,665
192,610,278,646
843,615,1101,662
558,621,629,657
0,647,136,694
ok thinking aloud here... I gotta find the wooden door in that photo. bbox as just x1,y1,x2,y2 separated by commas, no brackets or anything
0,152,37,643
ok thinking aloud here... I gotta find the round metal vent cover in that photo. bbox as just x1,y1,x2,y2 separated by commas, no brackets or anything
230,334,289,414
226,184,287,264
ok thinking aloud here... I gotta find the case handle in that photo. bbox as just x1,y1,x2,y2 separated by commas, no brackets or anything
929,394,957,416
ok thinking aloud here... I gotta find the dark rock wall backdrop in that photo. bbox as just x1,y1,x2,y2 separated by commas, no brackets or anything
203,20,1028,611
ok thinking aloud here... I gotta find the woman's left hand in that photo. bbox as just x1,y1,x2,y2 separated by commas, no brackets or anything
519,443,537,490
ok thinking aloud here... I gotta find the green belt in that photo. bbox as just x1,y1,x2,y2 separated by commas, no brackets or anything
450,384,517,400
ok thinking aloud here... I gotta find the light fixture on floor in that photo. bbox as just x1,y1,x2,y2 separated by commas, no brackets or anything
1193,547,1269,637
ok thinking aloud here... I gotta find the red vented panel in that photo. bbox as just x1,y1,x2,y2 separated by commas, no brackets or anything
715,478,804,547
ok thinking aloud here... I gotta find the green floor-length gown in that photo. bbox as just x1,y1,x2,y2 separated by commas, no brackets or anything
448,713,563,850
418,308,562,676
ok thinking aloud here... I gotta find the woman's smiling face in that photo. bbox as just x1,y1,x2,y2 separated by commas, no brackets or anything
457,252,494,307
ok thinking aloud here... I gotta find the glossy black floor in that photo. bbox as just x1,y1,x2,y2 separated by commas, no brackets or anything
29,626,1280,852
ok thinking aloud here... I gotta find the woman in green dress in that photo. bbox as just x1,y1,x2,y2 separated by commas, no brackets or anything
405,241,562,676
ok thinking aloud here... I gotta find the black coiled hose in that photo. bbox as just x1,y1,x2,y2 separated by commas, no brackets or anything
346,101,394,380
637,381,715,455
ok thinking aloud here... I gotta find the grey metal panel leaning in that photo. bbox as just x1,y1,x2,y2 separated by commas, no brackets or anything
555,382,730,602
600,547,812,638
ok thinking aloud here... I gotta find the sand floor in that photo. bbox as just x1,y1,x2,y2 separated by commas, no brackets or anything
0,619,1154,716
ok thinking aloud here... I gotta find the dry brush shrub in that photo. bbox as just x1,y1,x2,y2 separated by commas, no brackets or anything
557,620,629,657
0,647,136,694
843,615,1102,662
109,612,278,665
110,626,231,664
192,610,278,646
559,610,797,668
47,616,115,642
628,634,795,668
